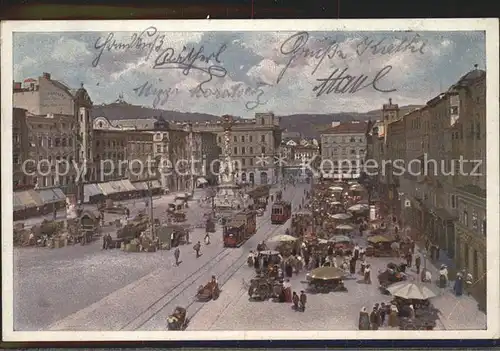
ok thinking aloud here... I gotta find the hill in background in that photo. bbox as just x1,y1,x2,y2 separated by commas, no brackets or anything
91,102,423,138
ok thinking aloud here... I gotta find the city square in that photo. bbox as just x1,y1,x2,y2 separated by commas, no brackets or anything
5,23,494,340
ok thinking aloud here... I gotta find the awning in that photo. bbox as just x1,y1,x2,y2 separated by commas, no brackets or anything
84,184,103,197
98,182,117,196
120,179,137,192
150,180,161,188
133,182,147,191
13,192,24,211
52,187,66,201
15,190,39,208
37,189,63,204
109,181,126,193
197,177,208,185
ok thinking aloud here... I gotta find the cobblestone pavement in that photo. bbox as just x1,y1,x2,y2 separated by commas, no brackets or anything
188,234,486,331
14,189,211,330
42,184,307,331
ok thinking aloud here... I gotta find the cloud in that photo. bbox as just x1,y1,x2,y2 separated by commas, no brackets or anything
12,30,486,116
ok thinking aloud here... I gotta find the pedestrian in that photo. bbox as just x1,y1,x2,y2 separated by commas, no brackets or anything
283,279,292,302
174,247,180,265
358,307,370,330
415,256,421,274
465,273,473,295
370,306,380,330
379,302,387,325
299,290,307,312
349,256,356,275
454,272,464,296
406,252,412,268
359,247,366,261
439,264,448,293
410,240,415,255
292,291,299,310
388,304,399,327
204,232,210,245
408,305,415,319
436,244,440,260
194,241,201,258
364,264,372,284
353,244,360,260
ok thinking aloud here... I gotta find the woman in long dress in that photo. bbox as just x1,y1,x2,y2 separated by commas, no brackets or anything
364,264,372,284
454,272,464,296
358,307,370,330
388,304,399,327
439,264,448,293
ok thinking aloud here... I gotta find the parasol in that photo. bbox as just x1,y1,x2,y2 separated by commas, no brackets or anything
317,238,328,244
331,201,342,205
328,235,352,243
269,234,298,243
329,186,343,191
308,266,345,280
259,250,280,256
349,184,363,190
348,204,369,212
386,281,438,300
331,213,353,220
367,235,392,243
336,224,355,231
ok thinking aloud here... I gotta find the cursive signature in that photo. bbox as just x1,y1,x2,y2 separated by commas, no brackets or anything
92,26,166,67
132,80,180,108
312,65,397,97
356,34,427,57
189,83,269,110
277,31,347,84
153,44,228,92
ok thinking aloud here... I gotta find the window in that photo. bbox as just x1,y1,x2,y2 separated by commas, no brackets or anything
47,137,52,148
261,146,266,154
476,122,481,140
218,136,222,143
13,155,19,164
261,117,265,125
241,158,246,166
350,149,356,154
450,106,458,115
156,144,162,153
250,147,254,154
233,147,237,155
249,158,253,165
450,194,456,209
241,136,245,142
249,135,253,142
241,147,246,154
261,135,266,142
472,210,478,230
350,137,355,142
234,136,237,142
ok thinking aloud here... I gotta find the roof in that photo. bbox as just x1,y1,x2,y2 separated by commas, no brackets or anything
110,117,170,130
322,121,368,134
448,69,486,91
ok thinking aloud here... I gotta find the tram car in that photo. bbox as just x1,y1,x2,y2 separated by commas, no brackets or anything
223,210,257,247
271,201,292,224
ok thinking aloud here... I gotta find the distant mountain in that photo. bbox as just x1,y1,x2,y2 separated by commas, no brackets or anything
91,102,423,137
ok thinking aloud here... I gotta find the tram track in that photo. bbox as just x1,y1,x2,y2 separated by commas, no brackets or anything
120,186,304,331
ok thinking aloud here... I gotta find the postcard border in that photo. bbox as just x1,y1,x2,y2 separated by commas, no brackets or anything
2,18,499,341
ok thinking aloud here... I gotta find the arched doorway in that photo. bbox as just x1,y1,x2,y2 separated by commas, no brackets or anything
260,171,268,185
241,172,247,182
249,173,255,184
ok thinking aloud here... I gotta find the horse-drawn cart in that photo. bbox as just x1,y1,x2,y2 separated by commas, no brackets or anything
167,306,189,330
196,280,220,301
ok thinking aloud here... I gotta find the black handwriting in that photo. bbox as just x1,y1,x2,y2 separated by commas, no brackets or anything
312,65,397,97
153,44,228,92
189,83,269,110
356,34,427,57
132,80,179,108
277,31,347,84
92,26,165,67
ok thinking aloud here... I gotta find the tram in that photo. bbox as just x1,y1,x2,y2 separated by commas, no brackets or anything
223,210,257,247
271,201,292,224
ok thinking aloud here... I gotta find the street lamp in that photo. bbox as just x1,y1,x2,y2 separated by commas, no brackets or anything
422,248,427,273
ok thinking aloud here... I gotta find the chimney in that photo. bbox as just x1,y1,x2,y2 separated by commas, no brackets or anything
474,64,478,69
42,72,51,80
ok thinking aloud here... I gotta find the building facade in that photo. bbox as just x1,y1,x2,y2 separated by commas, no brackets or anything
191,113,282,185
380,68,487,308
320,121,367,179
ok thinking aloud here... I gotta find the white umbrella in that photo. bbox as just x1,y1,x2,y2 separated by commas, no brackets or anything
331,201,342,205
336,224,354,230
386,281,438,300
349,184,363,190
329,186,343,191
269,234,298,243
348,204,369,212
331,213,352,220
317,238,328,244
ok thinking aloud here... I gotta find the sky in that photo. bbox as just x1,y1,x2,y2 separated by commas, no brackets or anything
13,29,485,117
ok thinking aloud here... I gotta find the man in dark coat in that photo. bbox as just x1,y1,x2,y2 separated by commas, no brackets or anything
349,257,356,274
406,252,412,268
415,256,421,274
299,291,307,312
174,247,180,265
370,306,380,330
292,291,299,310
379,302,387,326
194,241,201,258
